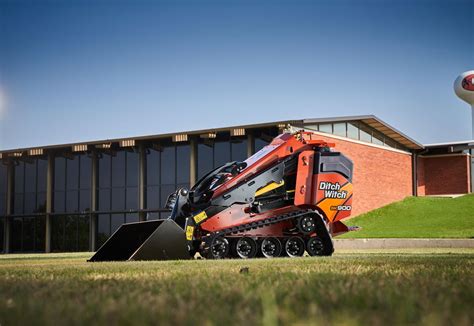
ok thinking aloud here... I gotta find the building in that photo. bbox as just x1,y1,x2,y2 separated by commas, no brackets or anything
0,115,472,253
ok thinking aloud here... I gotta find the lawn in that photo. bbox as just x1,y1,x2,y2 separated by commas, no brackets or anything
340,194,474,238
0,250,473,326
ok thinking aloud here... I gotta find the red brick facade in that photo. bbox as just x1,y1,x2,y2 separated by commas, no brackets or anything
417,155,471,195
311,133,413,216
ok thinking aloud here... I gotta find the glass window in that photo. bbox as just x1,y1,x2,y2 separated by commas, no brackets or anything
66,158,79,190
36,192,46,213
318,123,333,134
333,123,347,137
126,187,138,210
359,124,372,143
255,138,269,152
10,215,45,252
126,152,138,187
304,124,318,132
11,217,22,252
79,189,91,212
0,192,5,217
0,217,4,252
112,152,126,188
80,156,91,189
125,213,139,224
146,212,160,221
147,149,160,186
161,147,175,185
77,215,89,251
146,145,189,210
347,123,359,140
66,190,79,212
214,141,231,168
198,143,213,179
146,185,160,210
384,138,399,149
14,159,47,214
37,160,47,192
54,157,66,191
24,162,36,193
51,214,89,252
98,154,111,188
111,188,125,211
111,214,125,234
24,193,36,214
99,189,110,211
97,214,110,247
161,184,176,209
55,192,65,213
54,154,90,213
14,162,24,195
231,139,248,162
372,132,384,146
0,164,7,216
176,145,190,185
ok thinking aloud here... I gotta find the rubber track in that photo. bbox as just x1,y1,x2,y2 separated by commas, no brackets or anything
203,209,312,246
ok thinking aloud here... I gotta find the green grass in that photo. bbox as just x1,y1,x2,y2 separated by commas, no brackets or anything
340,194,474,238
0,250,473,325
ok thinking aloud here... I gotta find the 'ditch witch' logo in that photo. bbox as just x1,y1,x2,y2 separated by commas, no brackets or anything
462,74,474,91
319,181,348,199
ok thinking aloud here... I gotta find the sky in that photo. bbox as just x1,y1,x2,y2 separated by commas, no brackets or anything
0,0,472,150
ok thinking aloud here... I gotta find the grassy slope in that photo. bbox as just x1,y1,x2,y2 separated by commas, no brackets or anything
339,194,474,238
0,251,473,326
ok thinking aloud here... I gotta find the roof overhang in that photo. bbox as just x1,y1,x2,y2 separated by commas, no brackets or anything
424,140,474,153
303,115,423,150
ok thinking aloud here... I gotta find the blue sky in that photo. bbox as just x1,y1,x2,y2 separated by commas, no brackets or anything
0,0,472,150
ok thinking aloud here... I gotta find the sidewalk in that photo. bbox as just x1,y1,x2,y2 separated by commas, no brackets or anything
333,238,474,249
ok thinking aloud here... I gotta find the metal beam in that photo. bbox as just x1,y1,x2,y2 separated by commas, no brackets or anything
45,153,54,253
190,137,198,187
90,151,98,251
138,144,146,221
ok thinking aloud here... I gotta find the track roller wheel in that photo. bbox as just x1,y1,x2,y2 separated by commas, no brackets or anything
284,236,305,257
296,214,317,235
235,237,258,259
207,236,229,259
260,237,282,258
306,237,325,256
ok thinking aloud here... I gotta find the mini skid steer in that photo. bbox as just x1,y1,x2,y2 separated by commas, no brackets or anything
89,131,355,261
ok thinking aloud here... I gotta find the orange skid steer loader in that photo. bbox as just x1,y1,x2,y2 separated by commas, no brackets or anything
89,131,356,261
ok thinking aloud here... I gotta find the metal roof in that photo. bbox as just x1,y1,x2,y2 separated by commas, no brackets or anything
0,115,423,156
303,115,423,150
424,140,474,147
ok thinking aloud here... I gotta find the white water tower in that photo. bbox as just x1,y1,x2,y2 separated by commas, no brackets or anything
454,70,474,138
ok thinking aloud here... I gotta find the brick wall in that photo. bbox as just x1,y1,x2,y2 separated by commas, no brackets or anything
311,133,414,216
417,155,471,195
416,156,426,196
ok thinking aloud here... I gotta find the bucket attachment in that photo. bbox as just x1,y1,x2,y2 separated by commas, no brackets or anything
88,219,190,262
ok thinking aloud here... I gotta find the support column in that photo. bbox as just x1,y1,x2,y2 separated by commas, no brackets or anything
138,144,146,221
412,152,418,197
45,153,54,253
90,151,98,252
4,162,13,253
190,138,198,187
247,133,255,158
471,148,474,193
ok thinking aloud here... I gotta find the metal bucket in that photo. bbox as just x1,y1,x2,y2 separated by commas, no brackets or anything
88,219,190,261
